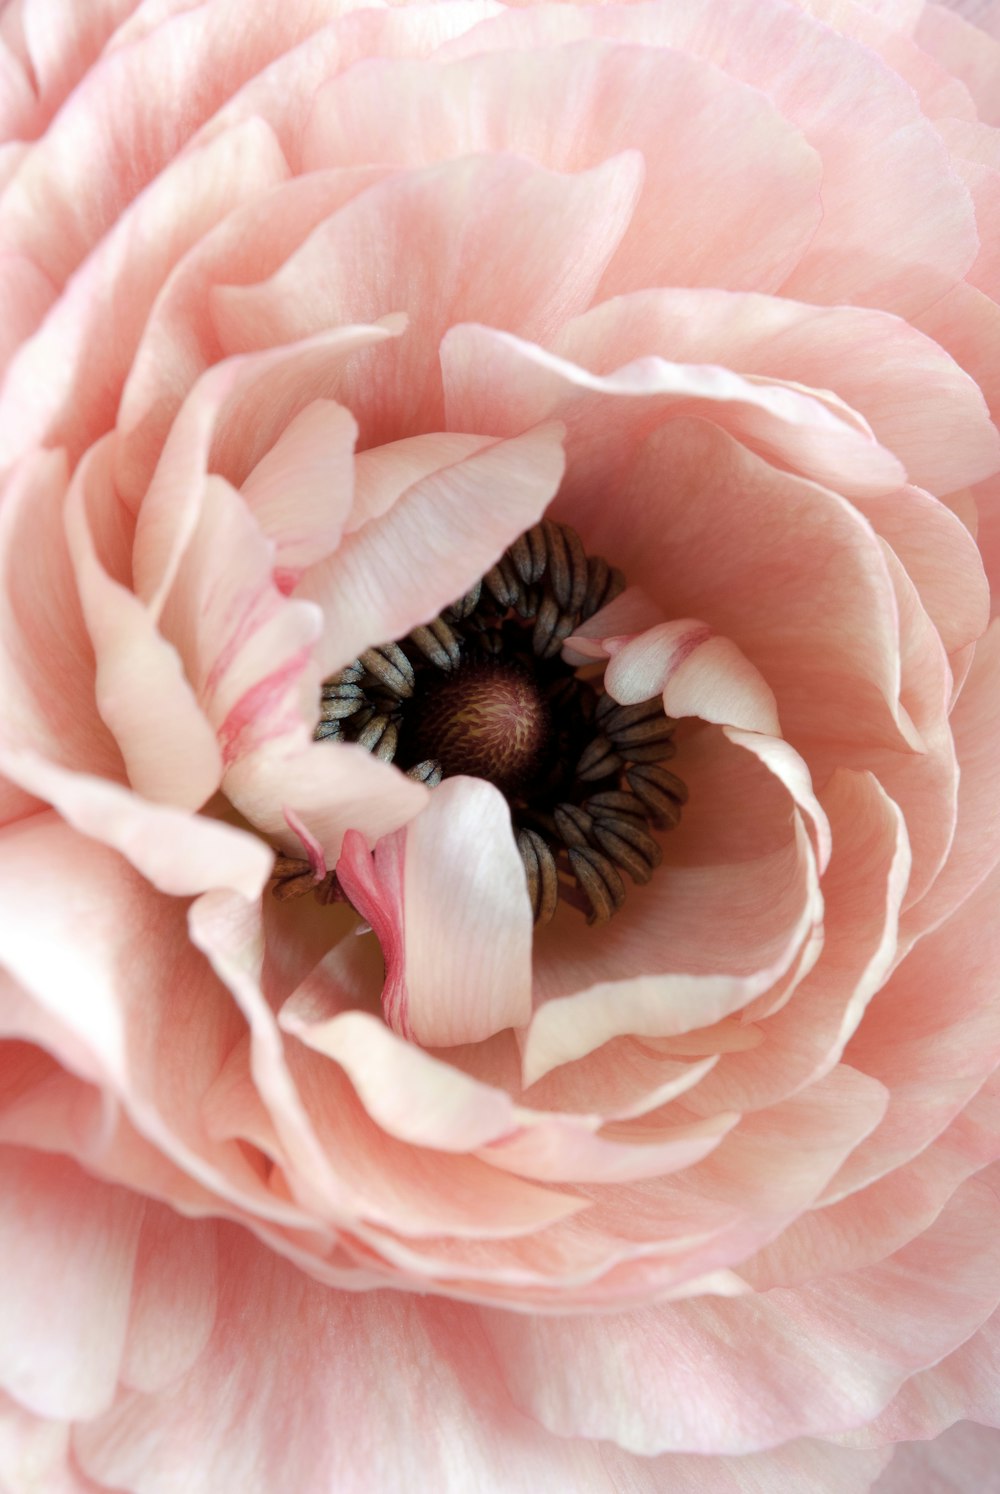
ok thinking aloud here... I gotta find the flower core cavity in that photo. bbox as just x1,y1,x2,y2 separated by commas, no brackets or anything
275,520,687,925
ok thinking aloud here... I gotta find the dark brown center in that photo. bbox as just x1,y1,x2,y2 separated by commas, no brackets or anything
272,518,689,926
402,659,552,796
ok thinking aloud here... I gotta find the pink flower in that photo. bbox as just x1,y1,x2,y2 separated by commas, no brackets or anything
1,0,999,1488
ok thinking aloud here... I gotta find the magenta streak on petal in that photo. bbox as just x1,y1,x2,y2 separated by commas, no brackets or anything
605,622,713,675
204,588,273,699
274,566,303,596
336,829,410,1039
217,645,314,766
283,806,327,880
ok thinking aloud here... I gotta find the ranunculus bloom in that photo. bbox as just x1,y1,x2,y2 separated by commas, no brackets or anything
1,0,999,1488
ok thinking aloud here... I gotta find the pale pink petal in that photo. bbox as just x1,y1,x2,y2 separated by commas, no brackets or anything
0,816,310,1227
442,324,906,501
130,321,404,612
301,41,822,299
0,1148,143,1419
602,1439,892,1494
479,1179,1000,1454
114,166,394,504
239,398,357,591
685,768,909,1117
211,152,642,446
279,1005,519,1150
796,0,977,120
828,858,1000,1199
871,1423,1000,1494
64,439,223,809
446,0,978,313
477,1110,737,1186
157,474,322,770
0,1390,96,1494
853,486,989,655
273,1021,584,1238
338,777,533,1047
901,622,1000,947
0,117,290,471
0,253,56,378
223,738,428,868
570,419,912,758
119,1206,219,1397
75,1229,617,1494
601,620,781,737
917,1,1000,124
523,814,820,1084
741,1073,1000,1292
550,288,1000,497
297,423,566,676
0,450,122,778
0,0,334,285
0,748,271,900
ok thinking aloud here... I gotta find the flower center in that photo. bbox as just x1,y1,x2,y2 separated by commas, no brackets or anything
274,519,688,925
400,657,553,796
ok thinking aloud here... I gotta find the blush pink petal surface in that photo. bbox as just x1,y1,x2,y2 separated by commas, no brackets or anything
1,0,999,1489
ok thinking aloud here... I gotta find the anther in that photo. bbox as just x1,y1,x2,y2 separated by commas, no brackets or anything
553,802,594,849
355,714,397,760
576,735,624,782
360,644,415,699
406,759,444,787
585,790,650,824
409,616,461,671
446,580,482,619
568,846,627,925
483,555,521,609
319,690,366,722
517,827,559,926
625,763,688,824
591,819,661,885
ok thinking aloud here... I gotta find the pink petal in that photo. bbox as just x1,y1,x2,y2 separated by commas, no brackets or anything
0,748,271,900
0,1390,94,1494
74,1229,618,1493
113,165,394,504
442,324,906,501
477,1110,738,1186
0,450,122,778
0,1149,143,1419
446,0,979,313
64,439,223,809
0,816,309,1228
211,152,642,446
297,423,566,677
279,1006,518,1151
551,288,1000,497
338,777,533,1047
901,621,1000,947
0,117,290,472
523,813,820,1084
829,857,1000,1199
602,620,781,737
478,1178,1000,1454
223,738,428,869
872,1423,1000,1494
130,321,404,613
301,40,822,299
917,1,1000,125
157,474,322,772
239,398,357,591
